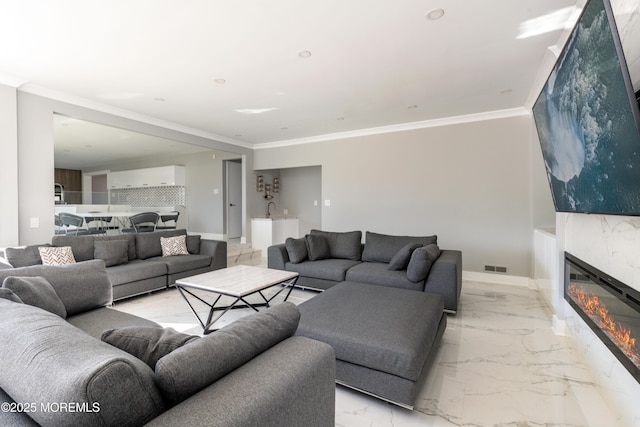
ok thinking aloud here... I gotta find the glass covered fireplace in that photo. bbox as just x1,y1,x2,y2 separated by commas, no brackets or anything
565,253,640,383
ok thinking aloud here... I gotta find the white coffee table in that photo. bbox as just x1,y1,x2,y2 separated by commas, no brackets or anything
175,265,299,334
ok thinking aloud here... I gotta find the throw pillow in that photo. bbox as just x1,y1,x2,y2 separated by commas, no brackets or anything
407,244,441,283
38,246,76,266
155,302,300,406
5,243,51,267
2,276,67,318
0,288,23,303
309,230,362,260
388,243,423,270
101,326,199,369
285,237,308,263
160,235,189,257
94,240,129,267
305,234,330,261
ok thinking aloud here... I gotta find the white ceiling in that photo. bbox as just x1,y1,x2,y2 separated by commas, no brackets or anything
1,0,582,149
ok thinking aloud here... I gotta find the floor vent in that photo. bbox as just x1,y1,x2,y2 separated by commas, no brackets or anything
485,265,508,274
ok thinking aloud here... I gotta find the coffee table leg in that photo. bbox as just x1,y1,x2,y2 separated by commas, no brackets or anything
265,276,299,304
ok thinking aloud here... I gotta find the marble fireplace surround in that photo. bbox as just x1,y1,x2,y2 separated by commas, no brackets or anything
554,213,640,426
564,252,640,385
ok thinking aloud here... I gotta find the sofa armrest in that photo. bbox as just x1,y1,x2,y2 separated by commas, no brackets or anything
145,336,335,427
424,249,462,313
267,243,289,270
199,239,227,270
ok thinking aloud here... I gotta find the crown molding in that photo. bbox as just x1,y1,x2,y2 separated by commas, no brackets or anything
253,107,530,150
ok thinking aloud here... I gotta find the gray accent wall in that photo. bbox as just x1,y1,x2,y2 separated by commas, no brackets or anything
254,115,554,277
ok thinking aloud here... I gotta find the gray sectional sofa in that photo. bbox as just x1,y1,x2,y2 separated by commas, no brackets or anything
1,229,227,300
268,230,462,312
0,260,336,426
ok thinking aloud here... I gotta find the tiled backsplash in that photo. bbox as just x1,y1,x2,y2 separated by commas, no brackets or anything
110,186,185,207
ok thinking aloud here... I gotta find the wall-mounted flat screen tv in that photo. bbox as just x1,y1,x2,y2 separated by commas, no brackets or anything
533,0,640,215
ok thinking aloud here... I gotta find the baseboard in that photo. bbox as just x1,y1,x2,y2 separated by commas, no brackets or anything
462,270,531,287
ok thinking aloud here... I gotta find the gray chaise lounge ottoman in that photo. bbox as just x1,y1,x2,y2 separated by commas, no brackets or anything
296,281,446,409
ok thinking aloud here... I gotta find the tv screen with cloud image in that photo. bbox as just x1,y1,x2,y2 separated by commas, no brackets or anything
533,0,640,215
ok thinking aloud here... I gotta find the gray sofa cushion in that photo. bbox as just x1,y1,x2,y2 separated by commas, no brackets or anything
407,244,441,282
5,243,50,267
96,234,137,261
362,232,437,263
310,229,362,260
2,276,67,318
102,326,199,369
0,260,111,316
51,234,96,261
186,235,201,254
305,234,331,260
345,262,424,291
68,306,161,339
285,237,308,263
106,259,167,286
136,230,186,260
388,243,422,270
94,240,129,267
297,281,444,381
287,258,362,282
146,254,211,274
0,299,165,426
155,302,300,406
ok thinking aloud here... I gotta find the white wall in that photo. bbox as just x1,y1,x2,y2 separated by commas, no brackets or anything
255,115,549,276
0,84,19,247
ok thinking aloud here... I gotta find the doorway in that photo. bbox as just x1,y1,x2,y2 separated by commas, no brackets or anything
225,159,243,240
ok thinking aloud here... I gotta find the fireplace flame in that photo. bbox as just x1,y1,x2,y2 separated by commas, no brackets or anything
568,283,638,363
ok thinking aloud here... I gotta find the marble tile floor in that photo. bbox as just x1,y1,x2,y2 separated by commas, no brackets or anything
113,280,623,427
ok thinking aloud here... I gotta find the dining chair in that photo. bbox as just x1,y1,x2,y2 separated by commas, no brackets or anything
85,215,114,235
156,211,179,230
122,212,160,233
58,212,90,235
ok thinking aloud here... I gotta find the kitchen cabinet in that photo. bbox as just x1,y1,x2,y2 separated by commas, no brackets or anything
54,168,82,204
108,166,185,189
251,218,299,259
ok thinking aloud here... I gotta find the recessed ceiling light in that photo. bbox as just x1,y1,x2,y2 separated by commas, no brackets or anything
214,78,226,84
426,8,445,21
298,50,312,58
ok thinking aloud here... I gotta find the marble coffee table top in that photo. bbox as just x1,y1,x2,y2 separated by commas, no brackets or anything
175,265,298,297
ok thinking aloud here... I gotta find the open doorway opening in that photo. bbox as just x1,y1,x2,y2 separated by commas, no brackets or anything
224,159,243,241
